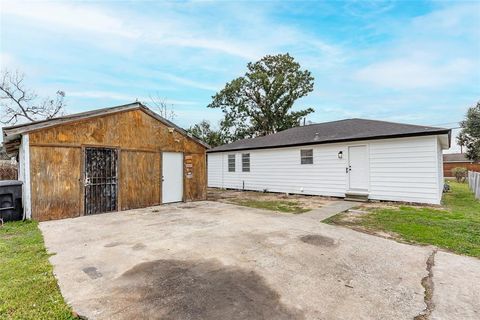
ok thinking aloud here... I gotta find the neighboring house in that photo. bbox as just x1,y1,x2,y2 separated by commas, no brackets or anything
2,102,209,221
443,153,480,177
207,119,451,205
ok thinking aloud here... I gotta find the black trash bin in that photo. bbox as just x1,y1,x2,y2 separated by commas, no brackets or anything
0,180,23,222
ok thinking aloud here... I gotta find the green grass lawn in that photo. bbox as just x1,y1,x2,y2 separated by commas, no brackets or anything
326,182,480,257
230,199,310,214
0,221,75,319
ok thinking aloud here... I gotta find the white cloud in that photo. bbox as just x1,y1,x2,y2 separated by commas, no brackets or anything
354,58,474,89
0,53,17,69
352,3,480,90
1,0,344,63
68,90,198,106
155,73,219,92
2,1,139,39
1,0,258,59
344,0,396,18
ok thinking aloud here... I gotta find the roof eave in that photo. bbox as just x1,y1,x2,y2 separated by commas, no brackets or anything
207,129,451,153
2,102,210,150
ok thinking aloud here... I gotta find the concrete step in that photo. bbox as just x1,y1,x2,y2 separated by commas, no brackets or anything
344,192,369,202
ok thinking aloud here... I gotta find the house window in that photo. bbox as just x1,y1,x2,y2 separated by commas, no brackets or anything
301,149,313,164
242,153,250,172
228,154,236,172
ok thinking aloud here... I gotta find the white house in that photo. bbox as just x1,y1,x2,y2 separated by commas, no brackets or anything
207,119,451,204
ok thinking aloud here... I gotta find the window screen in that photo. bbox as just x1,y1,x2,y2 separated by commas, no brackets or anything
242,153,250,172
301,149,313,164
228,154,236,172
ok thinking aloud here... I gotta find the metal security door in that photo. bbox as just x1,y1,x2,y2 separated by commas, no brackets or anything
84,147,118,215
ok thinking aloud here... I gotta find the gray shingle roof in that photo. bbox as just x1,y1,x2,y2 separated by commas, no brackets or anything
208,118,450,153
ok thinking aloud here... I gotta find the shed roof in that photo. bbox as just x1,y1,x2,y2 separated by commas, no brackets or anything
2,102,210,155
443,153,474,163
208,118,450,153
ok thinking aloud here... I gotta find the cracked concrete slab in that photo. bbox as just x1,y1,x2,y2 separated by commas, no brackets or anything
431,251,480,320
300,200,361,221
38,201,475,320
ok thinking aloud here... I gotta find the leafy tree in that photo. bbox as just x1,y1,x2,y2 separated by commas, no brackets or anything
0,69,66,125
208,53,314,141
456,131,468,154
187,120,225,147
458,101,480,162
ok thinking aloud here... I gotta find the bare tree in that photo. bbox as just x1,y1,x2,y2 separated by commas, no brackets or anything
144,94,176,121
0,69,66,125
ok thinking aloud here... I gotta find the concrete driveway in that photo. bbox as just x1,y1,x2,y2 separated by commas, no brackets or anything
39,201,479,320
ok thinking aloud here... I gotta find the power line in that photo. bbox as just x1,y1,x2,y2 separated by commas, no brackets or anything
427,121,462,127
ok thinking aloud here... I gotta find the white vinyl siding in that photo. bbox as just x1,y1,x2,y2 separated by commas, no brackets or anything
207,153,223,188
368,136,441,204
437,138,445,199
208,135,446,204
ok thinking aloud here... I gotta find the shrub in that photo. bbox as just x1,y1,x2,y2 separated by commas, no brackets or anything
451,167,467,183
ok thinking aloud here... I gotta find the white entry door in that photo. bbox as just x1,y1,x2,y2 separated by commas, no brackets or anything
348,146,369,191
162,152,183,203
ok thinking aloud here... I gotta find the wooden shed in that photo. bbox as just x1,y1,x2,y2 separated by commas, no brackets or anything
2,102,209,221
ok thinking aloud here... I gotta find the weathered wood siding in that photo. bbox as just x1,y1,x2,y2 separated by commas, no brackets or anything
184,153,207,201
30,146,82,221
28,109,206,221
120,151,161,210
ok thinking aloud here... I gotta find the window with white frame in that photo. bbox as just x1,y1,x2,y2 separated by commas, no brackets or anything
228,154,236,172
300,149,313,164
242,153,250,172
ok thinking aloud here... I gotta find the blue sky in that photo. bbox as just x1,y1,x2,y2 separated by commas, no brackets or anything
1,0,479,151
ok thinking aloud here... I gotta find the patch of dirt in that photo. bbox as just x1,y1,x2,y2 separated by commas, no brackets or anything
102,259,304,320
208,187,333,210
300,234,336,247
337,209,370,223
360,201,444,210
0,233,17,240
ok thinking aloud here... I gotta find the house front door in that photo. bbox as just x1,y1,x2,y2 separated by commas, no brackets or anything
348,145,369,191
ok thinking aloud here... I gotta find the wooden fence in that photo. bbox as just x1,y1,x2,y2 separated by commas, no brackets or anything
468,171,480,200
444,162,480,177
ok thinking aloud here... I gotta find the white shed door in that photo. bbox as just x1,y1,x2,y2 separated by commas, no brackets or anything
162,152,183,203
348,146,369,191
